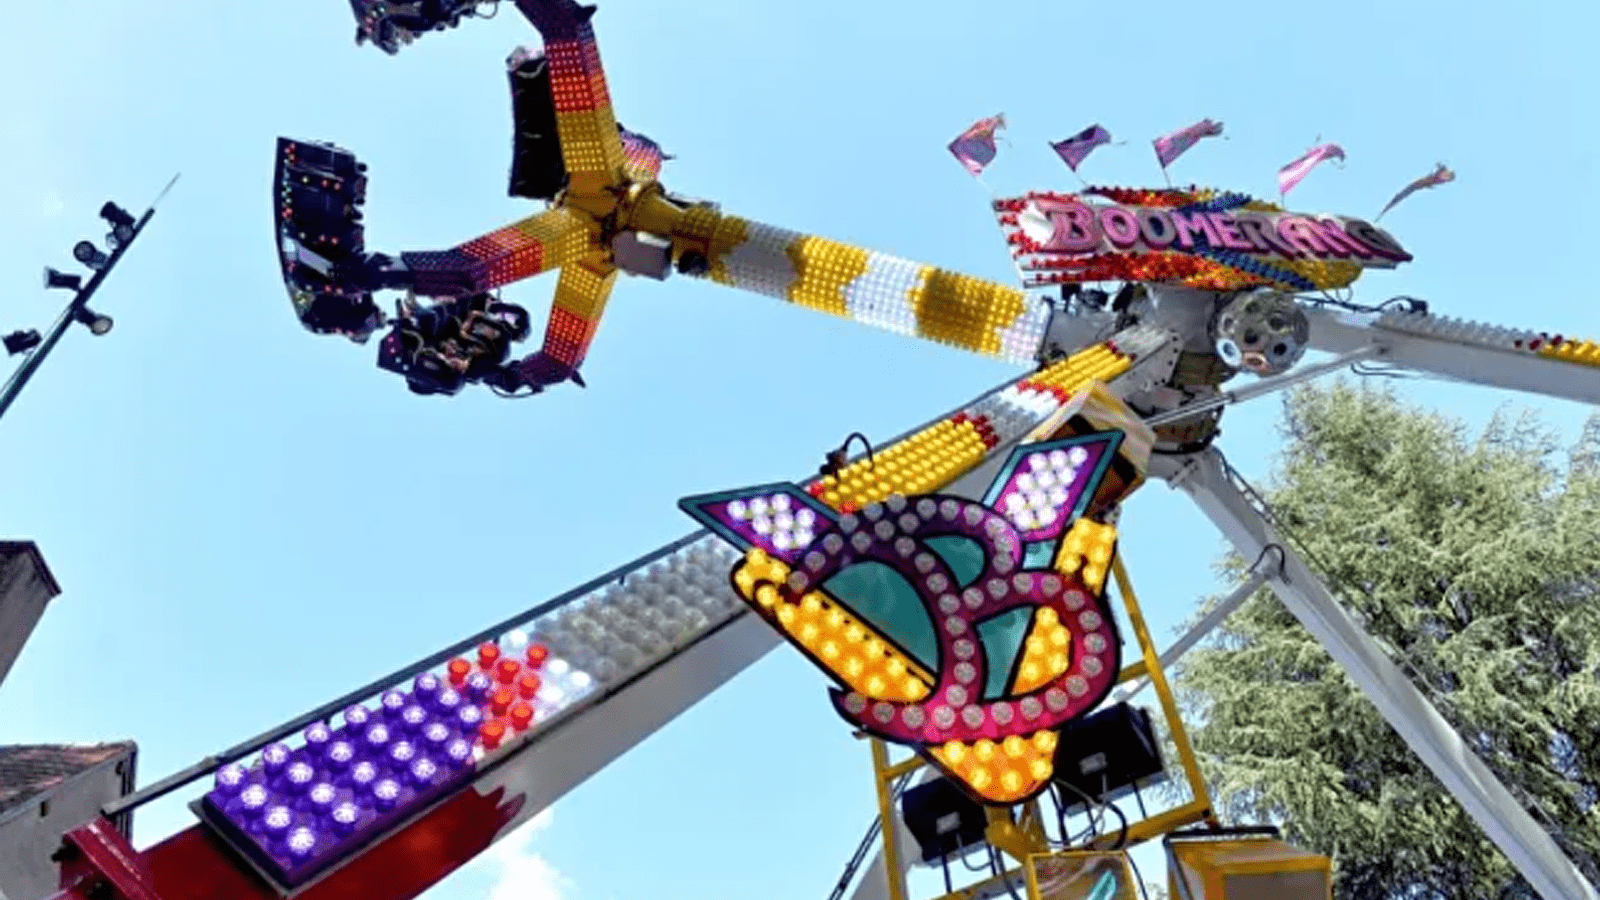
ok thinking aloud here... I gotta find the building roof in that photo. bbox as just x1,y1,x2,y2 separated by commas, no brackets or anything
0,742,135,817
0,540,62,596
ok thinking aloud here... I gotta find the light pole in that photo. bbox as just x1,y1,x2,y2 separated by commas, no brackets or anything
0,174,180,423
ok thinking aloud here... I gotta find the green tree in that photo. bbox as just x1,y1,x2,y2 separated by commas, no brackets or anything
1172,382,1600,900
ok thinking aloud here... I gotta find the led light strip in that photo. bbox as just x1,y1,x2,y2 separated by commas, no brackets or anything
1374,309,1600,368
690,212,1048,365
807,326,1177,512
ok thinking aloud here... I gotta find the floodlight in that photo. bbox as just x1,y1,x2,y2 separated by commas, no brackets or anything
899,777,988,864
73,241,109,271
100,202,137,245
73,307,114,336
1051,703,1167,804
44,267,82,292
3,329,42,356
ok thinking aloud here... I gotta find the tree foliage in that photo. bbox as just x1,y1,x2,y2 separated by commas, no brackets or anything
1173,382,1600,900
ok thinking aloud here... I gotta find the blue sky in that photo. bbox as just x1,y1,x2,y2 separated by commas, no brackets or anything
0,0,1595,899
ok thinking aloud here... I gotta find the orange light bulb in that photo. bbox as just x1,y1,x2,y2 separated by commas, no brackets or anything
509,703,534,731
479,720,507,750
517,672,542,699
526,643,550,667
496,658,522,684
490,688,515,716
477,642,501,669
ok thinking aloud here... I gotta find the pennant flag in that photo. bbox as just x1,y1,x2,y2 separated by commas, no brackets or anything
1049,124,1112,172
1277,143,1346,196
1153,118,1224,169
949,114,1006,177
1377,163,1456,220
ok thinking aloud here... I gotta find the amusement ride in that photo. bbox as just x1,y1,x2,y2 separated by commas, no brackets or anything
38,1,1600,900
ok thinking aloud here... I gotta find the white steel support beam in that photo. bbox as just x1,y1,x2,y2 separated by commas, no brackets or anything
1143,347,1380,430
1107,552,1276,707
1304,308,1600,406
1155,447,1597,900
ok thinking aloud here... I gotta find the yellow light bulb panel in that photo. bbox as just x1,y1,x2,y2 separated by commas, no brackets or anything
1539,335,1600,367
680,432,1139,806
684,211,1048,365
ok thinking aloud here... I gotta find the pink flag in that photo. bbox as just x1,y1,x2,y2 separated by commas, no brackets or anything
1277,143,1346,196
1377,163,1456,219
1049,124,1112,172
949,114,1006,177
1153,118,1224,169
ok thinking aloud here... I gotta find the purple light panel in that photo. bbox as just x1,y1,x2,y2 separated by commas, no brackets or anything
698,485,834,563
200,643,598,888
201,688,477,887
988,441,1108,543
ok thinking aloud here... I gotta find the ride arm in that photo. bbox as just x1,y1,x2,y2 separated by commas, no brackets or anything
626,192,1055,367
510,0,627,194
358,206,597,297
52,330,1181,900
1305,305,1600,405
507,256,617,388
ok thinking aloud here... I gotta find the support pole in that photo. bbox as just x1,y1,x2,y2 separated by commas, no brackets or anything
1107,554,1275,706
870,740,910,900
0,175,178,425
1143,346,1379,430
1107,557,1214,832
1156,447,1597,900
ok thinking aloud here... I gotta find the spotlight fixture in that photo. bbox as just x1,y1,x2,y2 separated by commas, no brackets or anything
3,329,43,356
72,307,114,336
73,240,109,271
900,777,989,864
43,267,82,292
100,202,137,245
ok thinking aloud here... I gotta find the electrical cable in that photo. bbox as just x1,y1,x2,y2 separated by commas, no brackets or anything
958,843,992,873
1053,780,1150,900
990,847,1026,900
820,432,877,478
1055,781,1129,851
1300,293,1427,316
1126,853,1152,900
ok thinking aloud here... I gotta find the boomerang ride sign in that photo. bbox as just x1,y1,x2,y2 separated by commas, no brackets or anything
680,430,1140,805
995,188,1413,292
